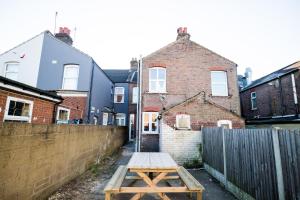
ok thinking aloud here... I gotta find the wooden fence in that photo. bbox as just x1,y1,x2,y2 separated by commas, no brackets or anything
203,127,300,200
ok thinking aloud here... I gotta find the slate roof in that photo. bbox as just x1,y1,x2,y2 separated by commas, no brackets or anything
241,61,300,92
103,69,137,83
0,76,63,100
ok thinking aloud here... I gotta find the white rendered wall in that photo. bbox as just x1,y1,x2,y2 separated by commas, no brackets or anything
0,33,44,87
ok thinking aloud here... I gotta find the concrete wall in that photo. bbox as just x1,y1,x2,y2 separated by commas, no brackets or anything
0,32,44,87
159,123,202,165
0,123,127,200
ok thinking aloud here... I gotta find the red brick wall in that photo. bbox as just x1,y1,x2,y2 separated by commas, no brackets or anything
142,36,243,127
0,89,56,124
59,96,87,120
240,71,300,120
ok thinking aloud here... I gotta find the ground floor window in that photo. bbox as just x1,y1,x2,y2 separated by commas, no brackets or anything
4,96,33,122
56,107,70,124
143,112,158,133
176,114,191,129
217,120,232,129
116,113,126,126
102,112,108,125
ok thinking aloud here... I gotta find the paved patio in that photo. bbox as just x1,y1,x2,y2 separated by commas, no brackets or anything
49,142,236,200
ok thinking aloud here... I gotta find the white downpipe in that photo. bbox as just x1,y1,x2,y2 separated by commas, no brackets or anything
291,74,298,104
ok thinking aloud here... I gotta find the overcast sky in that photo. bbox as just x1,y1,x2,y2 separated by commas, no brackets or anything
1,0,299,79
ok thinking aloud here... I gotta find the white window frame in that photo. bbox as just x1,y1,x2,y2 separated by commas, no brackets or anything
142,112,159,134
62,64,80,90
102,112,108,125
56,107,70,122
211,71,228,96
116,113,126,126
132,87,138,104
149,67,166,93
176,114,191,130
4,96,33,122
114,87,125,103
217,120,232,129
251,92,257,110
5,62,19,81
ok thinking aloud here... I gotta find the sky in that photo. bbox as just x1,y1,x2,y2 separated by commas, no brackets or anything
0,0,299,80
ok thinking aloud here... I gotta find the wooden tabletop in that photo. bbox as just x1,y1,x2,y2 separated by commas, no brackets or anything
127,152,178,170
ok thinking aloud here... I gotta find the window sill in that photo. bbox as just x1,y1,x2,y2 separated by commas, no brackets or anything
147,91,168,94
251,108,257,111
114,102,124,104
142,132,159,134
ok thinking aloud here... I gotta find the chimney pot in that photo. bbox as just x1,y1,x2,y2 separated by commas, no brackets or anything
55,26,73,45
176,27,190,40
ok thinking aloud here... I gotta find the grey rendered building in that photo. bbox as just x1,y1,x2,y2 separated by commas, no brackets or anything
0,27,114,124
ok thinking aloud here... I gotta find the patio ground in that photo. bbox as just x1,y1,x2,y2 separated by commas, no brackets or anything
48,142,236,200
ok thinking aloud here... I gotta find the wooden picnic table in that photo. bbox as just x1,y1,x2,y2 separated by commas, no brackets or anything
104,152,204,200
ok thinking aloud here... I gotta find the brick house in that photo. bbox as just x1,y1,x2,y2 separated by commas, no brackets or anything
0,76,62,124
240,61,300,128
140,28,244,152
104,58,138,140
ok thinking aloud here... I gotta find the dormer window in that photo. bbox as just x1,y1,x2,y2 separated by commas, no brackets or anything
62,65,79,90
149,67,166,93
5,62,19,81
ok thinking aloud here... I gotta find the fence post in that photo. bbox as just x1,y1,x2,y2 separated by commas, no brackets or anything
222,127,227,184
272,129,285,200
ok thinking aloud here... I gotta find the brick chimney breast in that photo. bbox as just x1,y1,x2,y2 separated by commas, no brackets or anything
55,27,73,45
176,27,190,40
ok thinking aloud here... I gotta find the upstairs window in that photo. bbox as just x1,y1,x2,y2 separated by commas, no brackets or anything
251,92,257,110
62,65,79,90
4,97,33,122
149,67,166,93
114,87,125,103
116,113,126,126
211,71,228,96
132,87,138,104
176,114,191,130
143,112,158,133
5,63,19,81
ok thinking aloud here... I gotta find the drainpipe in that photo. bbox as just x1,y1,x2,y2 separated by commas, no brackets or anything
87,60,95,124
137,55,143,152
291,73,299,115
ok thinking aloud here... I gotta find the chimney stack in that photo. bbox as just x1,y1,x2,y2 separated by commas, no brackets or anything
130,58,138,70
244,67,253,85
55,27,73,45
176,27,190,40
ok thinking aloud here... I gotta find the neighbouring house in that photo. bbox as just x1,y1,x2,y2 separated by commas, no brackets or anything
0,76,62,124
0,27,114,125
104,58,138,140
240,61,300,128
140,27,244,157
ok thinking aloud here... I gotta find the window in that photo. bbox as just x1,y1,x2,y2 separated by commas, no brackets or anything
114,87,125,103
251,92,257,110
5,63,19,81
217,120,232,129
143,112,158,133
149,68,166,93
132,87,138,104
116,113,126,126
102,113,108,125
4,97,33,122
211,71,228,96
62,65,79,90
176,114,191,129
56,107,70,124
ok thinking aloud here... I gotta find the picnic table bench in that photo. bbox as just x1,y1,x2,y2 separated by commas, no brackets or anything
104,152,204,200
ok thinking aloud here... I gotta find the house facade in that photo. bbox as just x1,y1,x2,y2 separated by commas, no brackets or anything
0,28,114,125
140,28,244,152
240,61,300,128
0,76,62,124
104,59,138,140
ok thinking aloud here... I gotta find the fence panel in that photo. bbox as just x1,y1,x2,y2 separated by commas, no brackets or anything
203,127,224,173
278,129,300,200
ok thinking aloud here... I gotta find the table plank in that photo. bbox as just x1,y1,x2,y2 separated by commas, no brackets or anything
128,152,178,170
